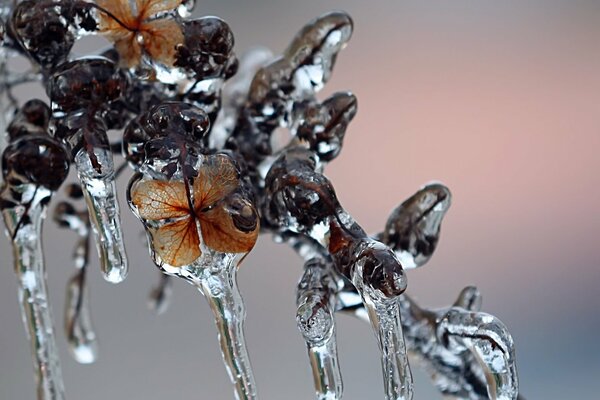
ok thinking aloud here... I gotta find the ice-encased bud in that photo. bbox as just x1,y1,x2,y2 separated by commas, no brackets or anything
48,57,130,283
123,101,210,172
296,258,337,345
7,99,51,140
284,11,353,95
264,147,337,233
8,0,75,68
47,57,129,113
294,92,357,162
225,12,353,177
379,183,451,269
2,136,69,191
175,17,236,81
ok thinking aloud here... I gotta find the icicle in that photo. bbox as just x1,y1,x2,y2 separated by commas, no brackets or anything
1,127,70,399
347,241,413,400
296,258,343,400
53,199,98,364
74,147,128,283
2,186,66,400
188,252,257,400
47,57,130,283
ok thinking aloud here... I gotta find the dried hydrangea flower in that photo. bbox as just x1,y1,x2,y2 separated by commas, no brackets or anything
129,154,259,267
96,0,184,68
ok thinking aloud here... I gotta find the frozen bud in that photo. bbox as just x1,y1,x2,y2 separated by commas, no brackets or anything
47,57,129,112
295,92,357,161
2,136,70,191
7,99,52,140
9,0,75,68
176,17,236,81
381,183,451,268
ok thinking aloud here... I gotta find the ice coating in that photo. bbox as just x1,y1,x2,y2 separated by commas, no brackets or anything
53,198,99,364
296,258,343,400
337,187,520,400
48,57,129,283
264,144,414,400
225,12,354,182
0,119,70,400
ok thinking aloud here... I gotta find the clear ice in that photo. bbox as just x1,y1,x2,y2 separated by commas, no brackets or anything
74,147,128,283
0,3,522,399
1,185,66,400
296,258,343,400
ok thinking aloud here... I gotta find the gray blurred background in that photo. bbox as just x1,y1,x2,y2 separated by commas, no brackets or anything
1,0,599,399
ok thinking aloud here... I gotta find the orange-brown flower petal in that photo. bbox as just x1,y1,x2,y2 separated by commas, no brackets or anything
193,155,240,210
96,0,138,31
148,217,201,267
137,0,183,21
112,32,143,68
199,201,259,255
140,18,184,67
130,179,189,220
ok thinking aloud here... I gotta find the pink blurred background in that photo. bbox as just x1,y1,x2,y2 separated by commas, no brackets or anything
1,0,599,398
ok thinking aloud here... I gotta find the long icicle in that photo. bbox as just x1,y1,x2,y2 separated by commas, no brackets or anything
194,256,257,400
64,217,98,364
3,186,66,400
359,289,413,400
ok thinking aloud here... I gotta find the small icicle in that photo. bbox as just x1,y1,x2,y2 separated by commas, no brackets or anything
148,273,173,315
1,128,70,399
75,147,128,283
296,258,343,400
53,199,99,364
347,241,413,400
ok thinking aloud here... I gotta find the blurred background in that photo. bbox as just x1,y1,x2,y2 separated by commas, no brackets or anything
1,0,599,399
